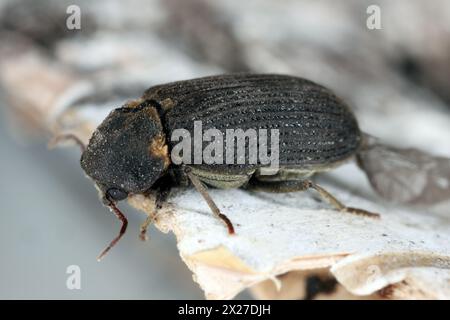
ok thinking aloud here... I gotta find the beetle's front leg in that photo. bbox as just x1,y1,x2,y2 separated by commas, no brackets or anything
140,175,172,241
184,167,235,234
246,179,380,218
139,215,153,241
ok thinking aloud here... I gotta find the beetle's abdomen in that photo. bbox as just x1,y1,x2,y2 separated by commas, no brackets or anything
144,74,361,171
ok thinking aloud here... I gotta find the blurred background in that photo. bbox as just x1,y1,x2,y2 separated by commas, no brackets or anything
0,0,450,299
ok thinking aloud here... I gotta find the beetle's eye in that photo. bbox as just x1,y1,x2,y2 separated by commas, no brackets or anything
106,188,128,201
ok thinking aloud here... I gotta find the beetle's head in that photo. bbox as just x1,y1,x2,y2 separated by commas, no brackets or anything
80,100,170,203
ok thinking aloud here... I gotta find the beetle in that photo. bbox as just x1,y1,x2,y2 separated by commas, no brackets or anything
58,73,379,260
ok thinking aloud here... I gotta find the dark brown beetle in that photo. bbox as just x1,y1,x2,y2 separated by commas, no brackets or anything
60,73,379,260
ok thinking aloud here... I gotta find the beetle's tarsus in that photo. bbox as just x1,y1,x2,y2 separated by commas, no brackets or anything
342,207,380,219
218,213,235,235
97,201,128,261
139,214,153,241
185,168,236,234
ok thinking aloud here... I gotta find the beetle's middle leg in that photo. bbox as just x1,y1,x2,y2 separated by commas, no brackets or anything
247,179,379,218
184,167,235,234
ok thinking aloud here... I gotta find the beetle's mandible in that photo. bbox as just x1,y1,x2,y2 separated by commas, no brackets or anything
63,73,380,260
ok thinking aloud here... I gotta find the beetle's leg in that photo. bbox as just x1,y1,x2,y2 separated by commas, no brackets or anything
184,167,235,234
246,179,310,193
139,215,153,241
247,179,379,218
140,182,171,241
305,181,379,218
48,133,86,152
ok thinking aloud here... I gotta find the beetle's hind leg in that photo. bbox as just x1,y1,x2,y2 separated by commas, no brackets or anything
247,179,379,219
306,181,380,218
184,167,235,234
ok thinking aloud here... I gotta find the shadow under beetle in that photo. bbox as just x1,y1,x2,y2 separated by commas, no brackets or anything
57,74,380,260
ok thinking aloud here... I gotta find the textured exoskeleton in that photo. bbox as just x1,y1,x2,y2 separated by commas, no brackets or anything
78,74,378,260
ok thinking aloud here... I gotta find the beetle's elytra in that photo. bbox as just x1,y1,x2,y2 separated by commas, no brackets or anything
75,73,379,260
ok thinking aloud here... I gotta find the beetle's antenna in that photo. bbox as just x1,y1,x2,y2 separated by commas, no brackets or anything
48,133,86,153
97,201,129,261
